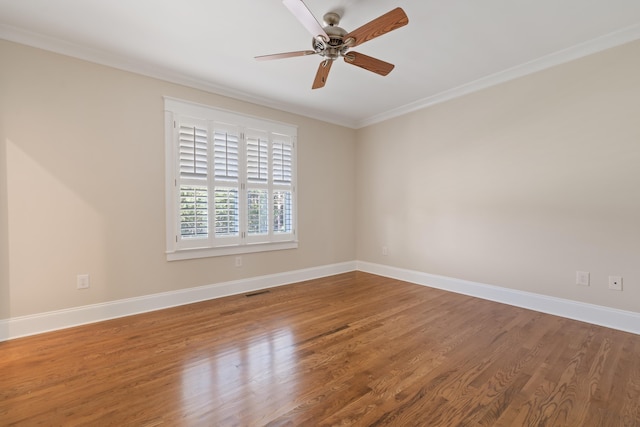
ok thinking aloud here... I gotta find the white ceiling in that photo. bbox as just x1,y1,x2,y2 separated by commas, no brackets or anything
1,0,640,128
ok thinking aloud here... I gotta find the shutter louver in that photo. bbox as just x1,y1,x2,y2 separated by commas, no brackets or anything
247,137,268,183
214,131,239,181
214,187,239,236
180,186,208,238
247,190,269,235
273,191,292,233
179,125,207,180
273,141,293,184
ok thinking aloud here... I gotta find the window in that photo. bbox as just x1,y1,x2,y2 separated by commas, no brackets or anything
164,98,297,260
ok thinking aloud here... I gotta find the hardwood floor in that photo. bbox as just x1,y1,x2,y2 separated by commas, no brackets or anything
1,271,639,426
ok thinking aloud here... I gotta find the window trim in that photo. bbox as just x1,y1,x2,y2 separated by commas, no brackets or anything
164,97,298,261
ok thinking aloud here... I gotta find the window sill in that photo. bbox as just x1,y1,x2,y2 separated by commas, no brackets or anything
166,241,298,261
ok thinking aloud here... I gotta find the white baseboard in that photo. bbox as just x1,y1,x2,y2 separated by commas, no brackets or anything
2,260,638,341
0,261,357,341
357,261,640,335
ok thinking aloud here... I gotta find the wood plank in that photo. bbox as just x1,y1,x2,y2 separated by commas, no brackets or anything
1,272,639,426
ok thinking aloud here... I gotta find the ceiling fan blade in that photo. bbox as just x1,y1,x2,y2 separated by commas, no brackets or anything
255,50,317,61
344,52,394,76
282,0,329,41
312,59,333,89
344,7,408,48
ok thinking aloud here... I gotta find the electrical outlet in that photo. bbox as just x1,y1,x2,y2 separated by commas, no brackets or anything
608,276,623,291
77,274,90,289
235,256,242,268
576,271,589,286
382,246,388,256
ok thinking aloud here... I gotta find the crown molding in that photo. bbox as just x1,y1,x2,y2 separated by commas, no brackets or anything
0,24,357,128
355,23,640,128
2,22,639,130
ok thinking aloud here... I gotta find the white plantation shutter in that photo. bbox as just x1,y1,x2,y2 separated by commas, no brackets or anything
273,190,293,234
247,189,269,235
245,130,270,241
214,187,239,236
272,136,294,239
213,124,241,242
165,98,297,259
246,134,268,183
179,125,207,179
177,123,209,243
180,186,208,238
273,138,293,184
213,128,239,181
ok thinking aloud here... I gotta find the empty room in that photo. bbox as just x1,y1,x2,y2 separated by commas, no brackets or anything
1,0,640,425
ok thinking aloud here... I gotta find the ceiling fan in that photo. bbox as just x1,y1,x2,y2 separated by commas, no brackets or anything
256,0,409,89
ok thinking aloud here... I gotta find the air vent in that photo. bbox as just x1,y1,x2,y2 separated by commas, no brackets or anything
245,290,271,297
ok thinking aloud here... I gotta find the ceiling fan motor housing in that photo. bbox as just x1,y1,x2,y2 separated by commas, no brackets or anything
312,13,349,60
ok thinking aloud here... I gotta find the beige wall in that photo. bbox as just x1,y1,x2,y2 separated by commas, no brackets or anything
356,40,640,313
0,40,357,318
2,37,639,321
0,107,8,318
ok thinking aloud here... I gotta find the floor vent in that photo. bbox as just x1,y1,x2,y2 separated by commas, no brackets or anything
245,290,271,297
